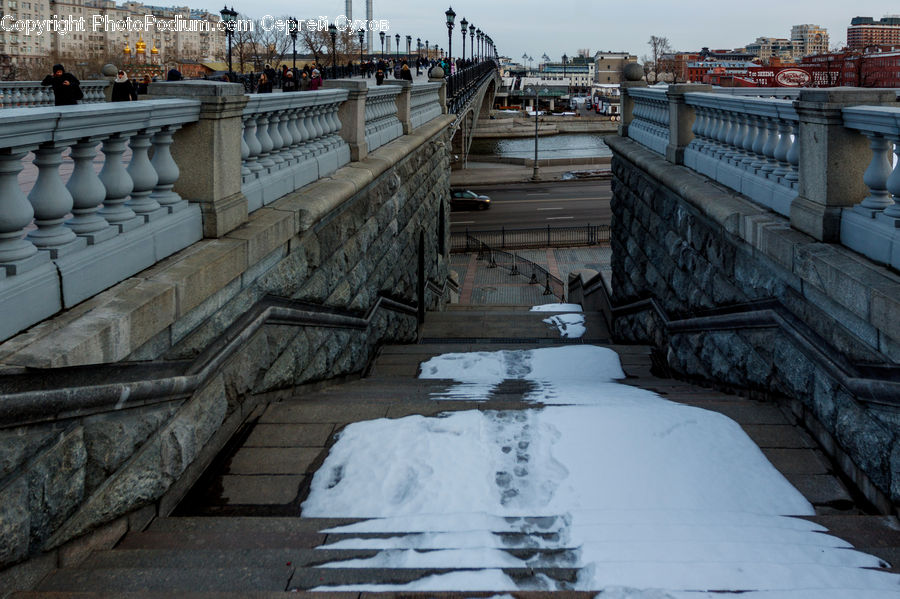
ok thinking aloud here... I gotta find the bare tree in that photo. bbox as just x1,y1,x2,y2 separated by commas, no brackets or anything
644,35,672,84
246,16,292,71
300,26,329,67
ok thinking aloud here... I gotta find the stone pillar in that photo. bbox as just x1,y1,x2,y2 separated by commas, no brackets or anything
665,83,710,165
383,79,412,134
619,81,647,138
322,80,369,161
148,81,249,238
791,89,898,241
429,75,448,114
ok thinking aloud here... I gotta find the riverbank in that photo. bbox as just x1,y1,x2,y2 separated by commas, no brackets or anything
473,117,618,138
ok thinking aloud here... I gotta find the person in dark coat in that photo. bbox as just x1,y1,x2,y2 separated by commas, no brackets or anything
282,70,298,92
166,67,183,81
111,70,138,101
309,69,323,90
400,63,413,81
41,64,82,106
375,69,385,85
256,73,273,93
136,75,151,95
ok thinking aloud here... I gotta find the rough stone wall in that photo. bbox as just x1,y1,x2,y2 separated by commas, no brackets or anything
609,138,900,510
0,120,452,579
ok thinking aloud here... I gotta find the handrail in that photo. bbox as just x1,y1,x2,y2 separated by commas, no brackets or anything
468,233,565,301
0,292,417,427
451,224,610,252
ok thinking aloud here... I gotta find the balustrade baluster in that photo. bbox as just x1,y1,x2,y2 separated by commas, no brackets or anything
739,112,758,170
884,138,900,220
286,106,305,160
26,142,83,256
325,101,342,150
240,117,251,180
255,113,275,169
858,133,894,211
749,114,769,173
309,105,326,155
295,104,314,159
267,110,285,167
759,116,780,177
0,148,40,267
771,119,793,181
126,128,163,220
784,121,799,187
66,137,117,244
277,108,294,163
243,114,263,174
98,133,141,232
149,125,186,211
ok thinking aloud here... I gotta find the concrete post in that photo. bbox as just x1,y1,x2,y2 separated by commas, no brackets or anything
618,80,647,138
383,79,412,134
429,75,448,114
665,84,710,165
323,80,369,161
148,81,249,238
791,88,898,242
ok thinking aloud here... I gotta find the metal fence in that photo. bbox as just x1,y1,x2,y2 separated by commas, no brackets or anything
468,235,565,301
451,224,610,253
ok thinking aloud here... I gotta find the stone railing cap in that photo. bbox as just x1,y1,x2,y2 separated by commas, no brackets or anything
148,80,245,97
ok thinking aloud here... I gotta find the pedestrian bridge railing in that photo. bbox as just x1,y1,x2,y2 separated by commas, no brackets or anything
621,84,900,271
0,78,448,342
0,80,110,107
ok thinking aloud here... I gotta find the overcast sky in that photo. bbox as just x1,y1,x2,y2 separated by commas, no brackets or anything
235,1,898,60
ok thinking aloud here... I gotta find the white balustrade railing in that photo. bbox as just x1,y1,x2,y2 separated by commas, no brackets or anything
364,86,403,152
241,89,351,213
684,93,798,216
409,82,443,130
0,100,202,315
0,80,109,107
626,88,670,156
840,106,900,269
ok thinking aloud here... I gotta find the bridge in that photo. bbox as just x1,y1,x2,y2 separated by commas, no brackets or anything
2,59,900,594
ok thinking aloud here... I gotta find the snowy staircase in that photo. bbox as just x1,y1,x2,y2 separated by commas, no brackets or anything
12,307,900,596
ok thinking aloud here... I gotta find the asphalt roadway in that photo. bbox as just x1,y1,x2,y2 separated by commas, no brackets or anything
449,180,612,232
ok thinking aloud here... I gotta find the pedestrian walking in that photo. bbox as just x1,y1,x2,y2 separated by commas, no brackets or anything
111,70,138,101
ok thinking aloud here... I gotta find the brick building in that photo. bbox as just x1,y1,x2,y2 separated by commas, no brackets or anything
848,16,900,49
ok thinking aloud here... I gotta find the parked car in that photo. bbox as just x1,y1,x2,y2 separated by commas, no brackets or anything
450,188,491,210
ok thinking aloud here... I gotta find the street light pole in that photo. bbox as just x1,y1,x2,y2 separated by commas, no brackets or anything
469,25,475,63
445,6,455,68
358,29,365,77
406,35,411,62
459,17,467,62
425,40,429,61
379,30,385,59
394,33,400,63
527,84,542,181
219,6,237,80
288,16,297,71
475,29,481,62
328,23,337,79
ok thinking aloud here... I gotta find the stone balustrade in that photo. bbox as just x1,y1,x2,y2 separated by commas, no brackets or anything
364,86,404,152
621,84,900,265
0,79,449,344
683,93,799,217
0,80,109,107
0,100,203,340
409,82,444,130
625,88,670,156
241,90,350,213
840,106,900,268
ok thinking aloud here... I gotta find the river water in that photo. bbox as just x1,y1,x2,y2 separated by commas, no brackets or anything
469,133,612,159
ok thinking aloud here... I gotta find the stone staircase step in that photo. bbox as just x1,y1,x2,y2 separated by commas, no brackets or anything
35,567,294,593
287,566,581,590
147,517,360,534
80,548,378,570
803,515,900,572
115,531,327,551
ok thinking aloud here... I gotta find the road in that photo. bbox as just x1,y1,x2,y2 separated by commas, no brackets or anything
449,180,612,232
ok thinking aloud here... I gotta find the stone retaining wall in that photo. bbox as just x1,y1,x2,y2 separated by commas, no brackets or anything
607,135,900,511
0,115,453,586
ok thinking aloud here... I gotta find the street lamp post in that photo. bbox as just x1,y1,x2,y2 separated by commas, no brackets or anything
394,34,400,63
425,40,429,61
469,25,475,62
475,29,481,62
328,23,337,79
459,17,467,62
525,84,543,181
562,53,568,95
406,35,411,62
379,31,385,58
358,29,365,77
219,6,237,80
288,17,298,71
445,6,455,67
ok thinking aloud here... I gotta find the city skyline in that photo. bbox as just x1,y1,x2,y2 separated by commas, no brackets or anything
233,0,898,61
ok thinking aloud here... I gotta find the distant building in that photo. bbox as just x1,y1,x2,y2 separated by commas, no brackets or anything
848,16,900,49
592,51,637,84
745,37,795,62
540,55,594,94
791,24,829,56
